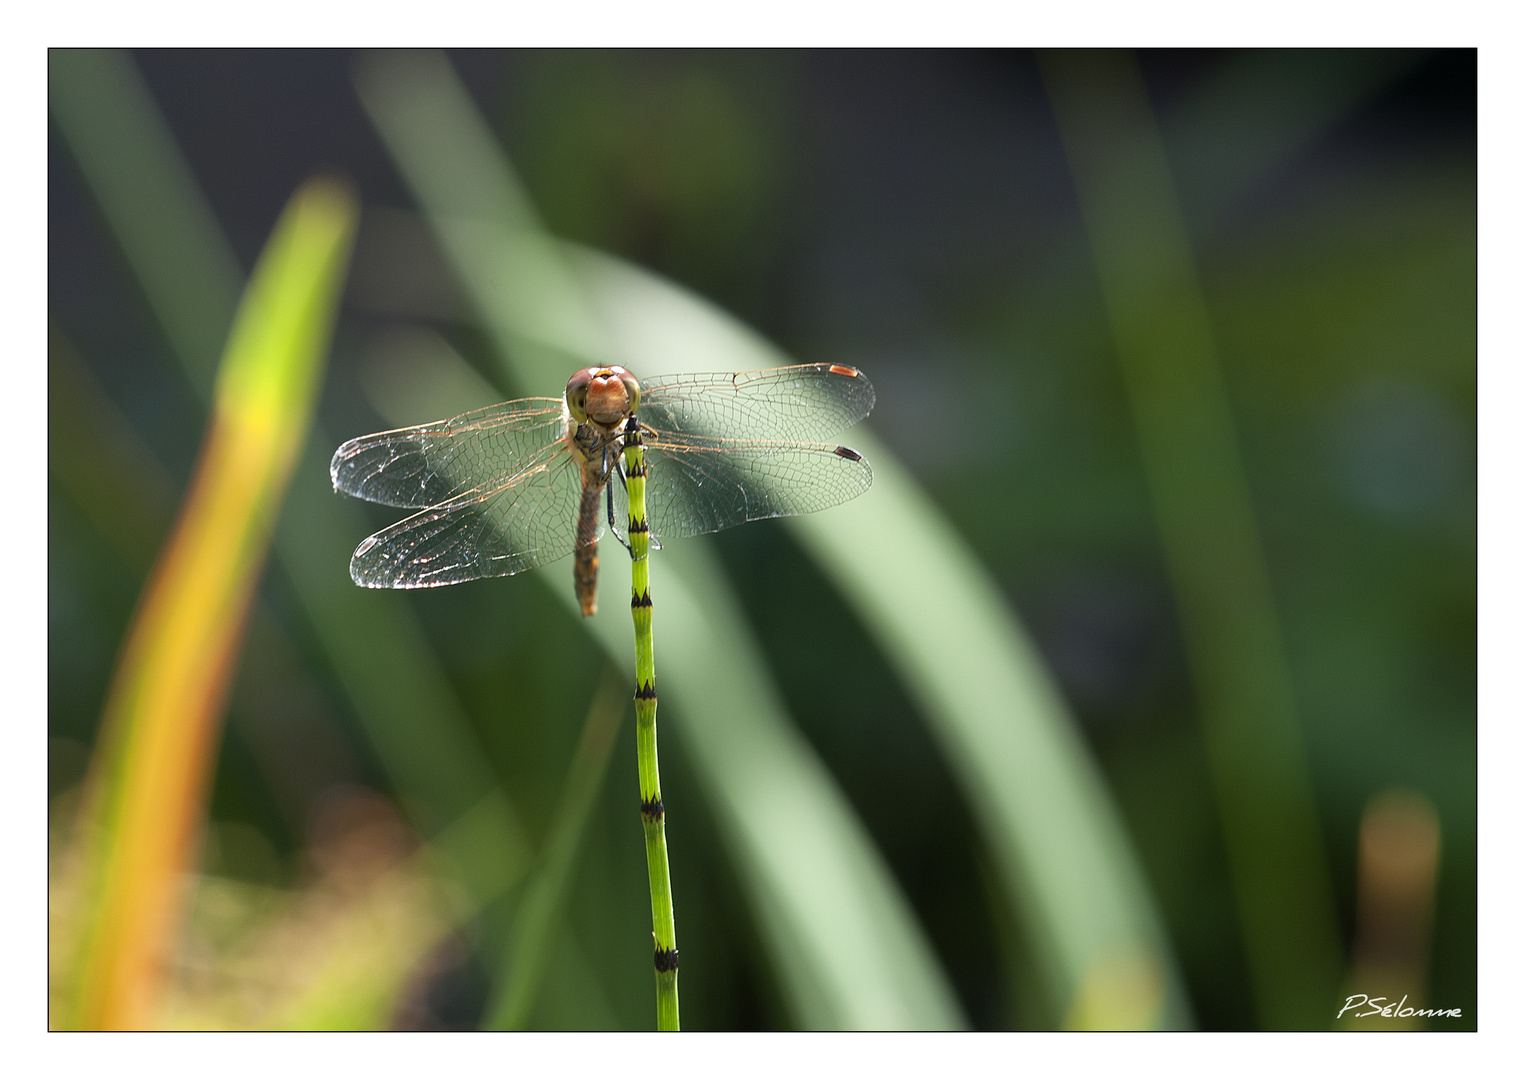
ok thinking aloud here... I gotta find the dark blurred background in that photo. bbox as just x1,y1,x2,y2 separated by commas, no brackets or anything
49,49,1475,1030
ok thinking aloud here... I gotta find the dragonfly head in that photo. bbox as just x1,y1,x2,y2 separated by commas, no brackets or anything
566,366,641,425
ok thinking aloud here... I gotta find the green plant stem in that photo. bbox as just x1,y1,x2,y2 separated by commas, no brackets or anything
625,419,680,1031
486,666,627,1029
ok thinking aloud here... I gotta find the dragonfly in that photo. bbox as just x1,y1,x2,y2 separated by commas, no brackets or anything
331,361,873,1030
329,362,876,615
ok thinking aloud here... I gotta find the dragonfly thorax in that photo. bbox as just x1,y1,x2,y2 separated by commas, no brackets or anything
567,411,627,480
566,365,641,425
332,362,875,596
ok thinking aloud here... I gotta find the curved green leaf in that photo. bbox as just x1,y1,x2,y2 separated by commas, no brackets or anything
356,48,966,1030
570,246,1195,1029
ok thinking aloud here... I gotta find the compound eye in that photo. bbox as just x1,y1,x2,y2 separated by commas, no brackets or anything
614,366,641,412
565,367,596,422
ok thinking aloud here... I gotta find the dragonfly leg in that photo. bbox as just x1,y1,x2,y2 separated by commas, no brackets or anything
607,468,633,555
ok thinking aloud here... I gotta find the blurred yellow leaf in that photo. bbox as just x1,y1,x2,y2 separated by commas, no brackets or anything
59,178,358,1030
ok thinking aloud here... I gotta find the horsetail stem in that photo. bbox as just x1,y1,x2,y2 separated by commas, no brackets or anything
625,415,679,1031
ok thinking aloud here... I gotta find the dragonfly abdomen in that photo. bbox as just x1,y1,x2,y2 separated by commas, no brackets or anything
573,474,604,616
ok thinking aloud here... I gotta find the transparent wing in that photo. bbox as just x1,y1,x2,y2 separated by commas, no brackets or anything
612,435,873,544
349,445,589,588
330,397,567,509
335,365,876,583
637,364,875,444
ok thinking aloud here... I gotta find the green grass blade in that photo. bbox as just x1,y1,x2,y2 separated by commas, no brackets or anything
1160,49,1424,239
65,177,357,1029
355,48,966,1030
1041,49,1343,1028
48,49,243,398
566,245,1196,1029
49,48,534,946
486,669,628,1030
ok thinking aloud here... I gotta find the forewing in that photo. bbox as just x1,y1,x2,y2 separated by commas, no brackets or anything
637,364,875,444
613,433,873,543
349,442,588,588
331,398,567,509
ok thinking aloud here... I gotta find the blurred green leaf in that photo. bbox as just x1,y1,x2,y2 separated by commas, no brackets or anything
49,48,533,962
1161,49,1423,240
356,48,967,1030
487,668,628,1030
569,246,1196,1028
1042,49,1343,1028
49,49,243,397
66,177,357,1029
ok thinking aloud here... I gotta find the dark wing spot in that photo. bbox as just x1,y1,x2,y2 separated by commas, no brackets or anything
833,446,863,462
828,364,860,377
